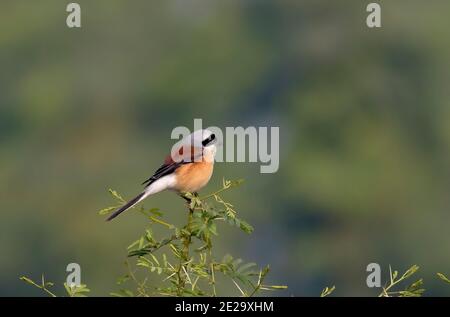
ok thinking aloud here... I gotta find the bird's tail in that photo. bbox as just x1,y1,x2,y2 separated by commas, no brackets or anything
106,192,146,221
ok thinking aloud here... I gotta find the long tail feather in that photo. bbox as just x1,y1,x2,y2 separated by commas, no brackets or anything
106,192,146,221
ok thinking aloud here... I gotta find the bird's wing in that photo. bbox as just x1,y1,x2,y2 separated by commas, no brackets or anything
141,146,205,188
141,160,183,188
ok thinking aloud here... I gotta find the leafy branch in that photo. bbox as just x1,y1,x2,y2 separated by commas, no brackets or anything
21,177,450,297
109,178,286,297
20,275,90,297
20,275,56,297
21,179,287,297
378,265,424,297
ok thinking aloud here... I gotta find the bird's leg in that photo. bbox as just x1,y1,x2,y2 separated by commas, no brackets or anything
179,192,191,203
179,192,201,209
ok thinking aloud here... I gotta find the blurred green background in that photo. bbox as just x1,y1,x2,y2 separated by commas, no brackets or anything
1,0,450,296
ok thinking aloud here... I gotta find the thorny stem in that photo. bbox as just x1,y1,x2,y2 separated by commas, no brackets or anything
177,200,195,296
149,216,174,229
126,261,149,297
183,207,194,258
210,252,217,296
20,276,57,297
199,187,230,201
248,270,266,297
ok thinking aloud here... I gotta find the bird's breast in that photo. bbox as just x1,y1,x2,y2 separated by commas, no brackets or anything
174,161,214,193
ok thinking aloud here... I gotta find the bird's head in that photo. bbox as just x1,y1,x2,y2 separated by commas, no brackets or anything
198,129,217,162
174,129,217,163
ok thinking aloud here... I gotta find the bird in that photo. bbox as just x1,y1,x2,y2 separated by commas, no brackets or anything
106,129,217,221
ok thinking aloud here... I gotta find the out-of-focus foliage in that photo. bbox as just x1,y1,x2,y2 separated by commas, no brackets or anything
2,0,450,296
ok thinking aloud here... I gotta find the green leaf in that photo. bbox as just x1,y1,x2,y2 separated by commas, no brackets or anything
109,189,126,202
20,276,34,285
437,273,450,284
149,208,163,217
239,220,254,234
265,285,288,290
321,285,336,297
401,265,419,280
237,262,257,274
98,206,117,215
110,289,134,297
127,239,141,250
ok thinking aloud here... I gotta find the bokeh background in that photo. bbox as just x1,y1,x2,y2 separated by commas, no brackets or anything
1,0,450,296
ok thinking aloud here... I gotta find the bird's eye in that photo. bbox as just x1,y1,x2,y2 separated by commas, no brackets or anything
211,134,215,140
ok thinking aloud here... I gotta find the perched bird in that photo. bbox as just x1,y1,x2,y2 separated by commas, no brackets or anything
106,129,217,221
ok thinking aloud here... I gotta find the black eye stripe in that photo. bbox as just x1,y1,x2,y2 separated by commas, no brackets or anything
202,134,215,146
